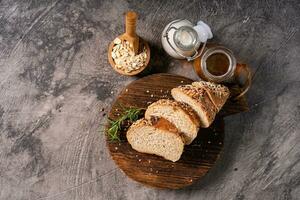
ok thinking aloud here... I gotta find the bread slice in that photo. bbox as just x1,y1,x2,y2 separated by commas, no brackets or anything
127,118,184,162
145,99,200,144
192,81,230,111
171,85,217,128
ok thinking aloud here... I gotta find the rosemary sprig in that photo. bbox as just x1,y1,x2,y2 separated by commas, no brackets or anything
107,107,142,141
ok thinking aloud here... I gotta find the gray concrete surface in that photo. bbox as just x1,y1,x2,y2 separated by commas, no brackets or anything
0,0,299,199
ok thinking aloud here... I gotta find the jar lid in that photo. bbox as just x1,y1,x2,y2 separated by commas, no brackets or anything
173,26,199,51
193,21,213,43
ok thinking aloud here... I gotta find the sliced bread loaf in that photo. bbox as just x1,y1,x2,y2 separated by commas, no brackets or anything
171,85,217,128
192,81,230,111
126,118,184,162
145,99,200,144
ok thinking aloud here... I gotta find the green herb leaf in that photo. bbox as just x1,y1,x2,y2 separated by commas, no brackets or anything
106,107,142,141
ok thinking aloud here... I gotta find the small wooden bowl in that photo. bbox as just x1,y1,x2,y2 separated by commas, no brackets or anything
107,38,150,76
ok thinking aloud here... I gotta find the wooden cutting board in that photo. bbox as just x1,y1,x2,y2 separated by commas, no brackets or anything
106,73,248,189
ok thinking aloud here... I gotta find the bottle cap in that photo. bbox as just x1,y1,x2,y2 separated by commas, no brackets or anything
193,21,213,43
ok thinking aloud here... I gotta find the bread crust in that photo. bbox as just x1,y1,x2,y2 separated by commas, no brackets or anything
126,118,184,162
171,85,217,128
127,118,184,144
192,81,230,111
146,99,200,127
145,99,200,144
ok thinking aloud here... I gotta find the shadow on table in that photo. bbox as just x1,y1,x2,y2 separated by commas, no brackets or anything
135,41,172,78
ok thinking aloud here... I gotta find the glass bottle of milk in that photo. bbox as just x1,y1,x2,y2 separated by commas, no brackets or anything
161,19,213,61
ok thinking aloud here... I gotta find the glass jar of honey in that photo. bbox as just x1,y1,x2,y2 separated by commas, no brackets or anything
194,44,252,99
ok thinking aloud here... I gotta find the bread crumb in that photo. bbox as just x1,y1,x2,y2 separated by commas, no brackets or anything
138,159,142,162
156,170,158,173
189,179,193,182
148,160,151,163
135,155,138,157
125,89,128,92
150,168,153,172
150,94,154,97
146,90,150,93
111,91,114,94
115,147,118,150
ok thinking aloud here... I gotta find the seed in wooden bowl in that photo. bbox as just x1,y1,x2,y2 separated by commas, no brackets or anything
111,38,148,73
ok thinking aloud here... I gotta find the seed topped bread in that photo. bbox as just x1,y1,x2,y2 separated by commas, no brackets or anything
192,81,230,111
145,99,200,144
171,85,217,128
126,118,184,162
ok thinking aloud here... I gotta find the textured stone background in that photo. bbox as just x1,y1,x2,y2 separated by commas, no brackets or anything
0,0,299,200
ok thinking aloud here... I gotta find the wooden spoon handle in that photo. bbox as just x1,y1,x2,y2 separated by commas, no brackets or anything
125,11,137,37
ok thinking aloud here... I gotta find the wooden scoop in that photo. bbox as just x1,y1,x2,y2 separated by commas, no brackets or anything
107,11,150,76
119,11,140,55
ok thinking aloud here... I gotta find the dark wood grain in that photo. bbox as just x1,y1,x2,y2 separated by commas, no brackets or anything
106,73,248,189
